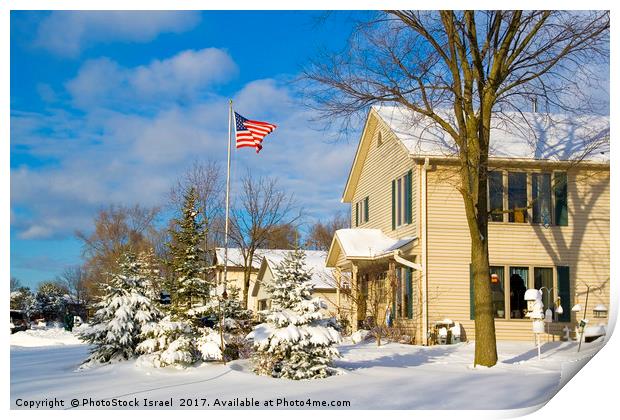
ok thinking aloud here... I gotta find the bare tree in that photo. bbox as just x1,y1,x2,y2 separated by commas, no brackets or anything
304,11,609,366
10,276,22,292
57,265,90,307
305,211,349,251
169,159,224,252
228,171,302,308
76,204,160,295
263,223,300,249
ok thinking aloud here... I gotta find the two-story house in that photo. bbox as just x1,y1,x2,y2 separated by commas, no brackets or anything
326,105,610,344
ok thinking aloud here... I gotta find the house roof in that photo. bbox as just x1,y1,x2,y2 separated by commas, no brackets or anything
374,105,610,163
342,105,610,202
326,228,417,267
214,247,294,270
251,250,337,296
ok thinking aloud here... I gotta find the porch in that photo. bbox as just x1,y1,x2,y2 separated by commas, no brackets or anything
326,228,423,342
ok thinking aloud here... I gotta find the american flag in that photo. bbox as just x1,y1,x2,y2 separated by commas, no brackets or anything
234,112,277,153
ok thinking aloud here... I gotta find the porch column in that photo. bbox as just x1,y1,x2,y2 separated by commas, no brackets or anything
334,267,342,316
351,263,359,332
388,260,396,326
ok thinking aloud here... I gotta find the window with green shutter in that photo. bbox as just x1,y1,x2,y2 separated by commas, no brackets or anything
554,172,568,226
393,171,412,229
557,266,571,322
391,180,396,230
364,196,369,223
405,268,413,319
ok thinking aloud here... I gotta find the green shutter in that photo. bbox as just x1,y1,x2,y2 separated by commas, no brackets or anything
364,196,369,222
554,172,568,226
406,268,413,319
355,202,359,227
391,180,396,230
469,264,475,320
557,266,571,322
405,170,412,224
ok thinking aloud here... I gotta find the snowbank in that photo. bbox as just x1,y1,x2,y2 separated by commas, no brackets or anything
10,327,84,348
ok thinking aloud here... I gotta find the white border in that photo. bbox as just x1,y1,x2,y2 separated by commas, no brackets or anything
3,2,617,420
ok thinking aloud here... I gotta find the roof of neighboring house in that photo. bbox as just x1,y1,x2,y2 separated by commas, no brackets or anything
214,247,293,270
326,228,417,267
252,250,337,296
374,104,610,163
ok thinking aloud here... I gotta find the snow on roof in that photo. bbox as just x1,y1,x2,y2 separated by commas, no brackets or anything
373,105,610,163
263,250,335,289
214,247,293,269
334,228,416,258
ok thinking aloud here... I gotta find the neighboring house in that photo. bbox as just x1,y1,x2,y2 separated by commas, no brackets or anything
213,247,338,312
250,250,351,317
326,105,610,344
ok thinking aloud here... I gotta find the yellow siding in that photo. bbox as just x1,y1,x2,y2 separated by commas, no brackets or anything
350,114,418,239
425,164,610,341
214,267,259,311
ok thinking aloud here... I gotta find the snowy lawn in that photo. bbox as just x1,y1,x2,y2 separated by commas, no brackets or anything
10,330,604,410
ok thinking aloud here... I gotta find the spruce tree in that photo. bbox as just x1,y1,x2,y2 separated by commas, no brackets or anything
250,249,341,380
79,252,162,368
137,188,223,367
168,187,210,321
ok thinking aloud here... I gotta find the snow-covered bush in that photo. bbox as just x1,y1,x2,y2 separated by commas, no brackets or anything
248,249,341,380
137,317,223,367
11,287,36,316
78,253,162,368
34,282,69,321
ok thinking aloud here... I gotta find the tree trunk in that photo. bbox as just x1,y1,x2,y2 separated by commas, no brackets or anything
242,268,251,310
471,235,498,367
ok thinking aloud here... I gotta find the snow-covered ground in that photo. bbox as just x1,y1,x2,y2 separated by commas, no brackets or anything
10,326,88,348
10,329,605,410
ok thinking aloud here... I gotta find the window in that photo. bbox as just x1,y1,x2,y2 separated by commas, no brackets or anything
393,268,413,320
490,266,505,319
554,172,568,226
355,196,369,227
472,265,570,321
489,170,569,226
489,171,504,222
392,171,412,229
509,267,529,319
532,173,552,225
534,267,554,309
508,172,527,223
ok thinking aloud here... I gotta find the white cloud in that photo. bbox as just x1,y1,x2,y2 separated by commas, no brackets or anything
11,79,356,240
66,49,237,108
35,11,201,57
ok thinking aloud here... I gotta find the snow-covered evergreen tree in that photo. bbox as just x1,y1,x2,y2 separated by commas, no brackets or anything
34,281,69,321
136,248,163,301
11,287,36,316
137,188,223,367
79,252,162,367
249,249,341,380
168,187,211,321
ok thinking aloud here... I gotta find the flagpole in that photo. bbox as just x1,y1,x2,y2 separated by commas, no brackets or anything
220,99,233,361
223,99,232,294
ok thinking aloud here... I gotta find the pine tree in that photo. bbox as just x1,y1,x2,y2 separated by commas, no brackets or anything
79,252,162,368
137,188,223,367
136,248,163,302
168,187,210,322
249,249,341,380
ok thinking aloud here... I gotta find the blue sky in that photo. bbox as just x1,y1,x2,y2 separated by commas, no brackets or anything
11,11,365,288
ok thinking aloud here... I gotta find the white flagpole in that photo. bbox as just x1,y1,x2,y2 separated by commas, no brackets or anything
219,99,233,361
223,99,233,295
